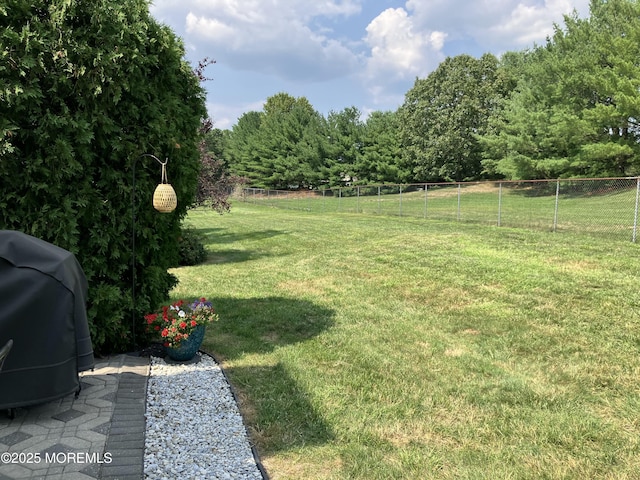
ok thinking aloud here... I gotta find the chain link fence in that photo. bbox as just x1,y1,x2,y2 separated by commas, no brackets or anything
238,177,640,242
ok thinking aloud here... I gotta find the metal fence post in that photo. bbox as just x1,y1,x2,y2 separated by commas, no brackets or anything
553,180,560,232
498,182,503,227
424,184,428,219
633,177,640,243
243,177,637,242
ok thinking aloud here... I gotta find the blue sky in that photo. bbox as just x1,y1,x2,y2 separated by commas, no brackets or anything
149,0,590,129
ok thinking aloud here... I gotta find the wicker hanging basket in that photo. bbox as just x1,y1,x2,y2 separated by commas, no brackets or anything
153,161,177,213
153,184,177,213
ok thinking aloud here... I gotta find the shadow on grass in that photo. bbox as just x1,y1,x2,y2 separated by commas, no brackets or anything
196,227,286,245
205,296,334,359
203,248,272,265
202,296,336,453
194,227,288,265
225,362,335,453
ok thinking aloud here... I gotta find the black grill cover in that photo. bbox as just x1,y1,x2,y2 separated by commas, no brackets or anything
0,231,94,409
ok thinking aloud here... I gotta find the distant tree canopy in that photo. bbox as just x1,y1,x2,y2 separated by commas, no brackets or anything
225,95,402,189
358,110,405,184
398,53,502,182
254,93,326,189
225,110,264,186
481,0,640,179
222,0,640,189
0,0,207,352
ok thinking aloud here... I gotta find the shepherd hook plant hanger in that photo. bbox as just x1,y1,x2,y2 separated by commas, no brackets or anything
131,153,177,349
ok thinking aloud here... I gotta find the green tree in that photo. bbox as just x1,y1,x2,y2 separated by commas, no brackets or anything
482,0,640,179
0,0,206,352
399,53,501,182
203,128,229,164
225,111,263,185
324,106,364,186
255,93,325,189
357,111,405,184
263,91,302,116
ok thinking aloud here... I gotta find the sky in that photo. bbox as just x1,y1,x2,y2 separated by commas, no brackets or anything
149,0,591,130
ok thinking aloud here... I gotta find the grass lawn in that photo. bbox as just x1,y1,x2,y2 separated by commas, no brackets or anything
170,203,640,479
244,181,639,241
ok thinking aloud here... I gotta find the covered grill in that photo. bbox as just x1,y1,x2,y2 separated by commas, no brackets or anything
0,231,94,410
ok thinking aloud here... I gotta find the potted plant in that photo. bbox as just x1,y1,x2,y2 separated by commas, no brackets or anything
144,298,218,361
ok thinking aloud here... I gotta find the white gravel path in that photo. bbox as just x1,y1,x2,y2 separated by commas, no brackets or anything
144,353,264,480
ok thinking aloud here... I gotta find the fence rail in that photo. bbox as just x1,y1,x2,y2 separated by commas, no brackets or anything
238,177,640,242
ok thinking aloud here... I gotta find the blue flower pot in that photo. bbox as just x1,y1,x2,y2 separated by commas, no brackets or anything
165,325,206,362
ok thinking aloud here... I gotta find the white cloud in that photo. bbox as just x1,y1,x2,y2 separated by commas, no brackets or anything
405,0,590,51
488,0,581,46
357,1,590,107
171,0,364,82
149,0,593,126
367,9,419,75
362,8,446,104
185,13,236,44
190,0,362,20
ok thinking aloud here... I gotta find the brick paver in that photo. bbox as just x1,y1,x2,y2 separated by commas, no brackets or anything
0,355,149,480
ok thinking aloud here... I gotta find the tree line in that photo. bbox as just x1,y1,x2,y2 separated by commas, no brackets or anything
212,0,640,189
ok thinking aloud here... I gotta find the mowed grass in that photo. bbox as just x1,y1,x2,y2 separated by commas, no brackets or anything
170,203,640,479
244,182,639,240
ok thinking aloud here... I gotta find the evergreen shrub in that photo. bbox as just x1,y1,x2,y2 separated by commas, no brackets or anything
0,0,207,352
178,227,208,266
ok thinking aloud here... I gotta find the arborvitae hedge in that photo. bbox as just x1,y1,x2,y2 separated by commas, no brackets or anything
0,0,207,353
